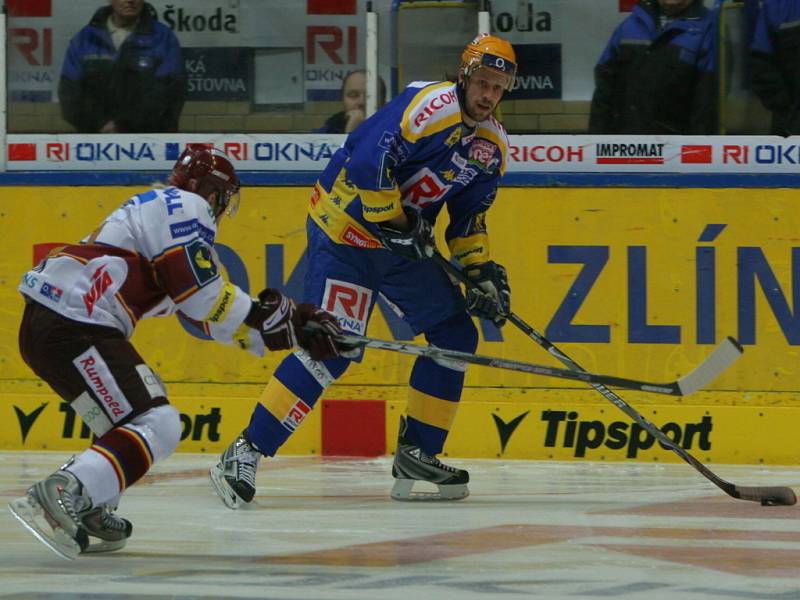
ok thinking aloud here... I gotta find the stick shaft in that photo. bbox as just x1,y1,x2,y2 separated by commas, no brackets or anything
336,333,732,396
431,253,795,506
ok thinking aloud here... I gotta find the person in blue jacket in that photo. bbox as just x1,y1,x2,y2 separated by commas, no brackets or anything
589,0,718,134
58,0,185,133
749,0,800,136
210,34,518,507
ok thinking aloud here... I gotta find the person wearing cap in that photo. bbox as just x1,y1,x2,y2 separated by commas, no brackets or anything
589,0,717,134
210,34,518,507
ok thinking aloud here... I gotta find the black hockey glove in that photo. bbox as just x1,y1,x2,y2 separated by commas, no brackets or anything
245,289,298,352
293,304,343,361
376,207,436,261
464,261,511,327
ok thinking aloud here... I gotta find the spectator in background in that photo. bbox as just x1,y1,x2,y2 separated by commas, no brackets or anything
317,69,387,134
58,0,185,133
749,0,800,136
589,0,717,134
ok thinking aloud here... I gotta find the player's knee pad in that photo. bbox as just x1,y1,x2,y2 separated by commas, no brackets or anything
127,404,182,463
426,311,479,355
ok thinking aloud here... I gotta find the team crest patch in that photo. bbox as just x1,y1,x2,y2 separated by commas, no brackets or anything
468,139,500,172
185,239,218,287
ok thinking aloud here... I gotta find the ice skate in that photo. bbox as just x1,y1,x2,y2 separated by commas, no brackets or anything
210,429,262,509
78,503,132,553
8,470,91,560
391,416,469,501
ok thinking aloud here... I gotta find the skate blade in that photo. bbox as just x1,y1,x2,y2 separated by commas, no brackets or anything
209,464,242,510
390,479,469,502
8,497,80,560
82,537,127,554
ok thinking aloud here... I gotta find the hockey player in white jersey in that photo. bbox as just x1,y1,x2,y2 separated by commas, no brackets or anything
9,145,342,560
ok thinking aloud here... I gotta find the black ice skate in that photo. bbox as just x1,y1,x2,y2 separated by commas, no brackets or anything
209,429,262,509
8,470,91,560
78,503,132,553
391,416,469,501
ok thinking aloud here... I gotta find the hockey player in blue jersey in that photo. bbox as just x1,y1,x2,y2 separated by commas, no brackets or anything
210,34,517,505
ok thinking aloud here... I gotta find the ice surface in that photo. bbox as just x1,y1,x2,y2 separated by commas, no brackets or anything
1,452,798,599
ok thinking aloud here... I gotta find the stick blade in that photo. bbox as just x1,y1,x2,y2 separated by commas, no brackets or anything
676,336,743,396
734,485,797,506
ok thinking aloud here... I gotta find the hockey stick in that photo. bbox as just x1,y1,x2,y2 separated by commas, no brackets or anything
431,252,797,506
333,331,741,397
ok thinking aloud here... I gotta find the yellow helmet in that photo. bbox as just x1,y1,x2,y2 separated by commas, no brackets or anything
460,33,517,91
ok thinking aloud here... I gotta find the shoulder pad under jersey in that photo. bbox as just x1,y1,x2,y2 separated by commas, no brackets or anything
400,82,462,143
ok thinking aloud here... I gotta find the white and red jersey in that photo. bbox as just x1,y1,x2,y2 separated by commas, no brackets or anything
18,186,264,355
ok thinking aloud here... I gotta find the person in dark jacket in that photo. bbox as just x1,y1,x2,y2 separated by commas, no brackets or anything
589,0,718,134
749,0,800,136
58,0,185,133
317,70,387,134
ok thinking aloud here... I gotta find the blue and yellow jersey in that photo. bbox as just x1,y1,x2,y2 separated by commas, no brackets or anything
308,80,508,266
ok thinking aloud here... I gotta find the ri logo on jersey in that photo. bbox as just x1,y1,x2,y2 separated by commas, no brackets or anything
321,279,372,335
400,168,451,208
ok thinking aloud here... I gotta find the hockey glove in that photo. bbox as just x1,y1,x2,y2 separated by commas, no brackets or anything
464,261,511,327
245,289,298,351
376,207,436,261
293,304,343,361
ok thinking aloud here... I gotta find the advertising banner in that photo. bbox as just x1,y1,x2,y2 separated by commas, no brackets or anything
443,401,800,464
2,186,799,459
1,388,321,455
8,134,800,174
505,44,562,100
184,48,253,101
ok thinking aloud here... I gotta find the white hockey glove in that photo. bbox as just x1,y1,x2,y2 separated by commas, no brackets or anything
464,261,511,327
376,207,436,261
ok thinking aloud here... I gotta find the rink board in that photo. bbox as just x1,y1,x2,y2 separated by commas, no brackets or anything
2,389,798,465
1,185,800,461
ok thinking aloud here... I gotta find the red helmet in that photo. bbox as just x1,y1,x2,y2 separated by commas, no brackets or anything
169,144,241,218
